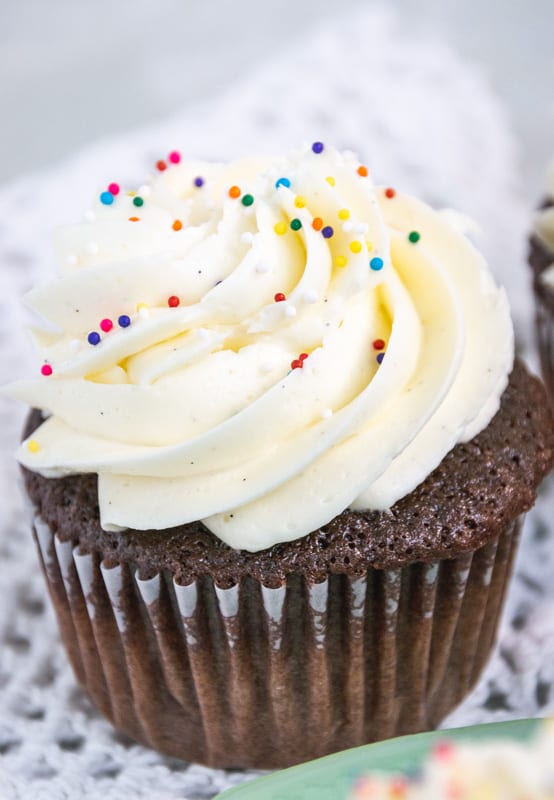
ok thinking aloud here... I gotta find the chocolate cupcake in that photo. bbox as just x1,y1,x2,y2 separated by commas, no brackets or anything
529,172,554,406
6,144,554,769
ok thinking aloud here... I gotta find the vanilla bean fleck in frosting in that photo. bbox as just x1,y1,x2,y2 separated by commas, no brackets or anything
6,143,514,551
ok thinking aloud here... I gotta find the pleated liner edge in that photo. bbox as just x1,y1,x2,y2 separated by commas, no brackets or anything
32,512,521,770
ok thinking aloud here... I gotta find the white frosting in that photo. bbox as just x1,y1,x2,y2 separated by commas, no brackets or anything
5,145,513,551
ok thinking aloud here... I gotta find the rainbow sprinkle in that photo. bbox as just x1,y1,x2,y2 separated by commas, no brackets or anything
370,256,384,271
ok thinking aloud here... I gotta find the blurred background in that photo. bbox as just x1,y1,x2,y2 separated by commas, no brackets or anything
2,0,553,199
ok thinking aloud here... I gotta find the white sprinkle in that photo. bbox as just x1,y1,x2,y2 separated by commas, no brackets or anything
138,185,151,197
354,222,368,234
86,242,99,255
321,408,333,420
284,304,297,318
260,362,274,374
255,261,270,274
303,288,318,304
66,253,79,267
241,231,254,244
342,221,354,233
139,307,150,320
84,210,95,223
69,339,82,352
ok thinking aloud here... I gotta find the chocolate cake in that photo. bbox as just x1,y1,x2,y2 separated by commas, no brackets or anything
22,360,554,768
529,197,554,406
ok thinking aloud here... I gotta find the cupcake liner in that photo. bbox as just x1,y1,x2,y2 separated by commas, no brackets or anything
32,512,522,769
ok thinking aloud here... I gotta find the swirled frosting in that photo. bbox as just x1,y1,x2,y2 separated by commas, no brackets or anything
7,145,514,551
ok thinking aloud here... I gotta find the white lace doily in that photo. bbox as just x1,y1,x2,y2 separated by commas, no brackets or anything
0,6,552,799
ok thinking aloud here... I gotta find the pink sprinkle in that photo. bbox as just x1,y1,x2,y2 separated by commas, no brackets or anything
168,151,181,164
108,182,120,195
41,364,53,376
433,740,455,761
100,319,113,333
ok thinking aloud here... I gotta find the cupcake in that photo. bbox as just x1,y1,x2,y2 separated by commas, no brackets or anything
5,144,553,770
529,166,554,406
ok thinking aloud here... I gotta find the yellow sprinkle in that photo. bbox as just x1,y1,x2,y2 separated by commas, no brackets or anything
274,221,287,235
366,240,374,252
338,208,350,220
349,240,363,254
27,440,40,454
294,196,307,208
126,190,136,197
325,176,336,186
335,255,348,268
136,302,149,311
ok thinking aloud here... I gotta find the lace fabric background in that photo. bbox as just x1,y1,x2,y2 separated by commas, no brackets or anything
0,7,552,799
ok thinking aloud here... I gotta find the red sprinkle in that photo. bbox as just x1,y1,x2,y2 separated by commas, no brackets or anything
41,364,53,376
168,151,181,164
372,338,385,350
299,352,309,361
100,318,113,333
384,187,396,199
274,292,286,302
107,182,120,195
168,295,180,308
357,165,368,177
291,359,303,370
312,217,323,231
156,160,167,171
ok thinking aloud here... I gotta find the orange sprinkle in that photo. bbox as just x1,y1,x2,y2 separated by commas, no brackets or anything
228,185,241,199
172,219,183,231
357,165,368,177
128,216,140,222
312,217,323,231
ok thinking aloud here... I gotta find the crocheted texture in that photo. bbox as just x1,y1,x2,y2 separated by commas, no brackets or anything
0,6,551,799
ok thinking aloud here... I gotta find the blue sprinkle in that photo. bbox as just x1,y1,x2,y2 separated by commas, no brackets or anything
193,176,204,188
312,141,324,154
118,315,131,328
275,177,291,189
376,352,385,364
99,191,114,205
321,225,334,239
88,331,101,346
370,256,384,271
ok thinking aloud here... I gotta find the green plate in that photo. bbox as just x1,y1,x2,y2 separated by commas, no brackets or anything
216,719,539,800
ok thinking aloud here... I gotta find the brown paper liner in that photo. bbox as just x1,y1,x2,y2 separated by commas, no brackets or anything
32,514,522,769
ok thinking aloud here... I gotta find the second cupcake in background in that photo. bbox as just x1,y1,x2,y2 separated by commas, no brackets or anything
5,143,554,769
529,166,554,407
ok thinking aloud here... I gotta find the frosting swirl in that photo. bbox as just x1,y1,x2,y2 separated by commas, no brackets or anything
7,145,514,551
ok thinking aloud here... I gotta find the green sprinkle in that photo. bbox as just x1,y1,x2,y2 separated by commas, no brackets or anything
408,230,420,243
241,194,254,207
133,196,144,207
290,218,302,231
